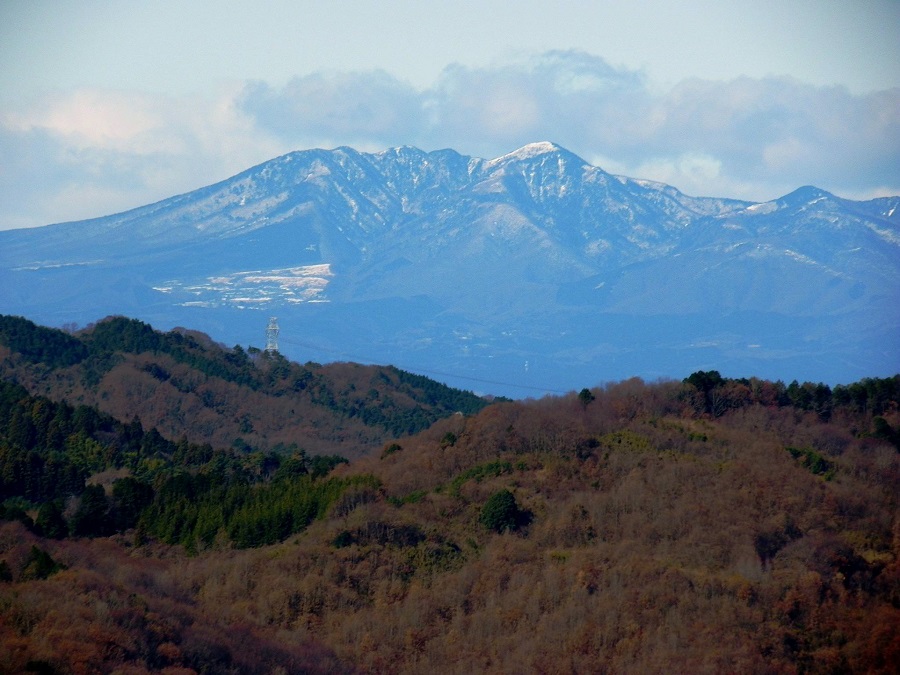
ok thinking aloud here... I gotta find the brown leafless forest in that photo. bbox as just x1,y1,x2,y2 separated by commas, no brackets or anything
2,374,898,673
1,317,898,673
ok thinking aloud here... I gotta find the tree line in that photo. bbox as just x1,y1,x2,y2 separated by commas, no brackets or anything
683,369,899,432
0,378,360,551
0,314,493,441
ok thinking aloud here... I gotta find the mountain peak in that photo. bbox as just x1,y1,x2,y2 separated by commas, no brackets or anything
492,141,570,163
1,142,896,396
377,145,426,159
777,185,836,207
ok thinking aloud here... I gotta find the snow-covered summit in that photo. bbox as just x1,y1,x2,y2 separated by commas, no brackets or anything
488,141,572,164
0,141,897,394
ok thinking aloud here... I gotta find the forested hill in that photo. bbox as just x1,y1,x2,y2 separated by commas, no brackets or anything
0,314,493,458
2,313,900,671
0,369,897,672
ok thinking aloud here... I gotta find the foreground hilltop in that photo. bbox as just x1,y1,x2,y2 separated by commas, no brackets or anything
1,142,897,395
0,324,897,671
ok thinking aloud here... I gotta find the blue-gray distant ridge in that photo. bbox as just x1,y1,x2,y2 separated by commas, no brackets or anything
0,142,897,396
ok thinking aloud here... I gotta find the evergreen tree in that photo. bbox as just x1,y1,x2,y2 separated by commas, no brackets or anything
70,484,111,537
21,546,65,580
35,500,67,539
480,489,520,533
111,477,154,531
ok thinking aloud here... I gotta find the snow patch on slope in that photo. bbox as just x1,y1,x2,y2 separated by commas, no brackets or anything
744,201,779,215
161,264,334,309
866,222,900,246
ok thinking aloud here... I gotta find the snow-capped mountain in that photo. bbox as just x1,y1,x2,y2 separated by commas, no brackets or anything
1,142,897,395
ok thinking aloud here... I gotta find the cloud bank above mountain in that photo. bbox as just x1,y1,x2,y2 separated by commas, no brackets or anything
1,50,898,230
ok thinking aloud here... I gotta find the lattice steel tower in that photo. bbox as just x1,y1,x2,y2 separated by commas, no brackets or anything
265,316,280,354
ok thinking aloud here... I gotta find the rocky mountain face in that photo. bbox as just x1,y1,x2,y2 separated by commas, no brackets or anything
1,142,897,395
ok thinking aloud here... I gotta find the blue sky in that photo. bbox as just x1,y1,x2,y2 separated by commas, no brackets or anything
1,0,898,229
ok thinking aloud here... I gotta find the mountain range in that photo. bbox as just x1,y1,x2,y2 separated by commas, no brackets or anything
1,141,897,396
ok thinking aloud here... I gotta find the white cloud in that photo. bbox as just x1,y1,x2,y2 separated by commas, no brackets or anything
1,50,898,230
238,71,426,149
0,84,285,228
234,52,899,200
630,154,723,194
5,90,160,149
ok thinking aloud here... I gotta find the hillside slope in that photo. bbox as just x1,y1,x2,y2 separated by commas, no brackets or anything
0,314,491,458
1,370,898,672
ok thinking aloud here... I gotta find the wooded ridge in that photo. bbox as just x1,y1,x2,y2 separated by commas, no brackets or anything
0,314,493,458
0,314,898,673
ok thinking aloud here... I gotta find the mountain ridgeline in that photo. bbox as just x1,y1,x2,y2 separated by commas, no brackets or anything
0,314,493,457
0,142,897,396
